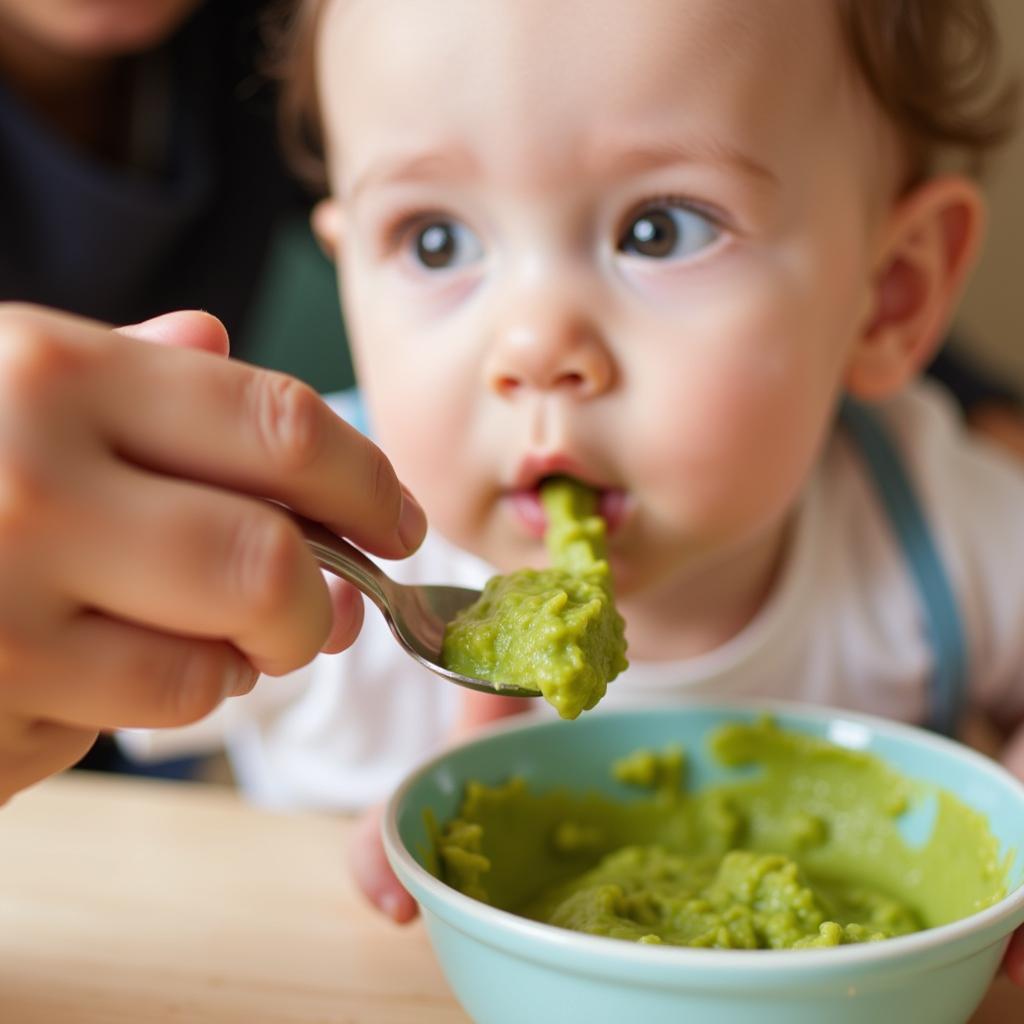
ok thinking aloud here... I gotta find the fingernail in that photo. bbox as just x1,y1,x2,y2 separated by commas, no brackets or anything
397,486,427,551
227,663,258,698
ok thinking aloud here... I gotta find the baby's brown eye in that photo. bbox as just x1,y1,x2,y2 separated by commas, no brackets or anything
411,219,482,271
619,203,719,261
416,223,456,268
624,210,676,258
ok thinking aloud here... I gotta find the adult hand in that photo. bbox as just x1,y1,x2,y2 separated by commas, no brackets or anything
0,304,426,803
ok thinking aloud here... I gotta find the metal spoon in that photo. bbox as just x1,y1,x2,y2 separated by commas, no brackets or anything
286,509,540,698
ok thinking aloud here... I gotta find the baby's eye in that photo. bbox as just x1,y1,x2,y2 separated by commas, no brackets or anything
618,203,720,261
409,218,483,270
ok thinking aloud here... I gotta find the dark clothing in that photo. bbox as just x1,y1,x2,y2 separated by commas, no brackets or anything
0,1,300,348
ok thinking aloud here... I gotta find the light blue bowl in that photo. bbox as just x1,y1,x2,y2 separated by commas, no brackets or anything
383,700,1024,1024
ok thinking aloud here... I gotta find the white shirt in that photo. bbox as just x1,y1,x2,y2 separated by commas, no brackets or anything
122,381,1024,809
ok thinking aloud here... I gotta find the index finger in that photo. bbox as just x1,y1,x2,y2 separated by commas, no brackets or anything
67,314,427,558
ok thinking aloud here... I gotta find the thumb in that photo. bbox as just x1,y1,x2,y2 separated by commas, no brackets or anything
117,310,230,356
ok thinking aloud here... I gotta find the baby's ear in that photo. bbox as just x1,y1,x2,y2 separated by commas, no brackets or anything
844,175,985,401
310,198,343,262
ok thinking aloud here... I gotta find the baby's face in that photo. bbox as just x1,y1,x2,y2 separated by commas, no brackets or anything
319,0,901,614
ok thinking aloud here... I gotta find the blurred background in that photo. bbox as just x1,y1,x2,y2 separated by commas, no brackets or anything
958,0,1024,388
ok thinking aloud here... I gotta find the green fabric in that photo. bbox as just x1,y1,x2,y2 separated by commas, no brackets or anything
240,214,356,394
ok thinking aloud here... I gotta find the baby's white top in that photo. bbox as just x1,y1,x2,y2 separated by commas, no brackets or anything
123,381,1024,809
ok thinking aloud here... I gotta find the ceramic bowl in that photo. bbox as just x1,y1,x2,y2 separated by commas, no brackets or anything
383,701,1024,1024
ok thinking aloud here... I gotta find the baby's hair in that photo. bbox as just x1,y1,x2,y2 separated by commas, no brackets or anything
264,0,327,191
837,0,1018,183
269,0,1019,194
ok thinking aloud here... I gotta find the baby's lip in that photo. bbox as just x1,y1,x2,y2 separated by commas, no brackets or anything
510,453,607,492
505,453,630,535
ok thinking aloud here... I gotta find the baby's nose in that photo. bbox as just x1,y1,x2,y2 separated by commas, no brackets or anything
484,302,613,400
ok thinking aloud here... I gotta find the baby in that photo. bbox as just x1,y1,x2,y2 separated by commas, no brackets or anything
129,0,1024,964
11,0,1022,979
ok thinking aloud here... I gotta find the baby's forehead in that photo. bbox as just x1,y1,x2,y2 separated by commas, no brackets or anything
323,0,853,102
320,0,884,193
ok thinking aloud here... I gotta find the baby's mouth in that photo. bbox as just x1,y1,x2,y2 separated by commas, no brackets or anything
505,471,630,538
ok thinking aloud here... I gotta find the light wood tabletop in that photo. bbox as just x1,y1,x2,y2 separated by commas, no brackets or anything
0,772,1021,1024
0,773,469,1024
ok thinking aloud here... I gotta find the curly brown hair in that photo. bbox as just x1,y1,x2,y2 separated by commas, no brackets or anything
270,0,1019,194
838,0,1019,183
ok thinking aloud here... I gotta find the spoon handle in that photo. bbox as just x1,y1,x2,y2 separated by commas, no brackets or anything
284,510,394,614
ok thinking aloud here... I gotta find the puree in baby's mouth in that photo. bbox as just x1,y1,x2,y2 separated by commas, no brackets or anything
441,477,628,719
430,718,1009,949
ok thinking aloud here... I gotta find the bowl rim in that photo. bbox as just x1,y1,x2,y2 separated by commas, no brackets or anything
383,697,1024,973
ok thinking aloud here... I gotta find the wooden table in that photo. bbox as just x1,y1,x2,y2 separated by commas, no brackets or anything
0,773,1020,1024
0,774,468,1024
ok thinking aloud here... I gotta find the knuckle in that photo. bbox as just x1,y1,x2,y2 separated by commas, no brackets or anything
0,303,46,346
0,451,49,546
0,316,83,406
230,511,304,620
249,371,324,474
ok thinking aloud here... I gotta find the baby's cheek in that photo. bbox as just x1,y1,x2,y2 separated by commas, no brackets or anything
631,348,830,524
371,398,478,537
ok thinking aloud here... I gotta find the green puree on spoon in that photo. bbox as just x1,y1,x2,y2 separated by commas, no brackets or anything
441,477,628,719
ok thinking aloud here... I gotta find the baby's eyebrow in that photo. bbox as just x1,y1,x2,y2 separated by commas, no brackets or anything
344,149,477,203
343,136,777,202
585,138,779,191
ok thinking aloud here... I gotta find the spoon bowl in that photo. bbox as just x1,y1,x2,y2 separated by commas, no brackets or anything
287,510,540,699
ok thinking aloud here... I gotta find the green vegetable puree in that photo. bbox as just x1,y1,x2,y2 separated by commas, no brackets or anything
441,477,628,719
430,719,1008,949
